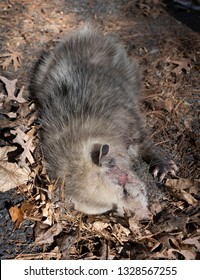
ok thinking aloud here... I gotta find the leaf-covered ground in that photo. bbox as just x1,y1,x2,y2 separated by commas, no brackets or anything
0,0,199,260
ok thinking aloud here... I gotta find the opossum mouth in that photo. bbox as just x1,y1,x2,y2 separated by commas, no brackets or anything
118,173,128,187
108,166,128,187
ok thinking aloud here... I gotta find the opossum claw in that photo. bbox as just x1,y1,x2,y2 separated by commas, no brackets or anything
152,160,178,181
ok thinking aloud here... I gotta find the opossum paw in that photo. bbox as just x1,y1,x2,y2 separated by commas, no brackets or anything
152,160,178,182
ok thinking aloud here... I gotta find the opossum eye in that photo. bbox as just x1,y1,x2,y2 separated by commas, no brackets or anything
91,143,109,166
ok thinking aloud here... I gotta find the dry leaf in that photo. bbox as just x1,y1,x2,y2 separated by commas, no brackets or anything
18,102,32,119
168,248,196,260
165,178,198,205
167,58,192,75
182,236,200,250
11,127,35,166
128,217,142,237
21,202,34,217
116,224,130,237
0,75,26,103
9,206,22,222
153,250,175,260
42,201,54,226
19,138,35,165
0,75,17,98
0,146,17,160
0,158,30,192
92,221,110,232
112,223,130,242
9,202,34,229
0,51,23,71
35,222,63,245
15,246,62,260
57,232,77,259
165,99,174,113
9,205,24,229
0,117,21,128
1,56,12,70
6,112,17,118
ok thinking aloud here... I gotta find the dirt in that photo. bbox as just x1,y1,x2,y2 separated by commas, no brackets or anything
0,0,199,260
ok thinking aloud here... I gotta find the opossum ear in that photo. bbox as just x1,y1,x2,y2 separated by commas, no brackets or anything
91,144,109,166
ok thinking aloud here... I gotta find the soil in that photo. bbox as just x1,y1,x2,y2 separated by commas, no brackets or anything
0,0,199,260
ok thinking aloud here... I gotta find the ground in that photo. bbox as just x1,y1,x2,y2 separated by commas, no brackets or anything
0,0,199,260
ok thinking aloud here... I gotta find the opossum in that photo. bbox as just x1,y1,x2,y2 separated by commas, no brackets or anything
29,26,177,220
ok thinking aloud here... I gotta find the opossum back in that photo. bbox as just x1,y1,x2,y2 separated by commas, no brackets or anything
29,25,141,105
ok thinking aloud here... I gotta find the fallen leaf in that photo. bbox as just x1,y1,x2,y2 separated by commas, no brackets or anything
182,236,200,250
0,75,17,98
0,146,17,160
42,201,53,226
116,224,130,237
128,217,142,237
15,86,26,103
16,246,62,260
168,248,196,260
6,112,17,118
18,102,31,119
154,215,187,233
0,75,26,103
92,221,110,232
35,222,63,245
9,205,24,229
9,206,22,222
9,202,34,229
19,138,35,165
0,91,6,101
21,202,34,217
112,223,130,242
57,232,77,259
153,250,175,260
1,56,12,70
0,157,30,192
165,178,198,205
11,127,35,166
0,51,23,71
165,99,174,113
167,58,192,75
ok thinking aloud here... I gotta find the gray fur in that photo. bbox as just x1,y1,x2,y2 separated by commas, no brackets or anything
29,26,176,220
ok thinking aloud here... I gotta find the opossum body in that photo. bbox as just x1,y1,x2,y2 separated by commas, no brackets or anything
29,26,177,220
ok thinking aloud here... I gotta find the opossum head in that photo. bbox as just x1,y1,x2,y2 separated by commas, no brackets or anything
60,140,151,220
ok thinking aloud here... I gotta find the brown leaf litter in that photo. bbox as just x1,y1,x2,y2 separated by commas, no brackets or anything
0,0,199,260
0,51,23,71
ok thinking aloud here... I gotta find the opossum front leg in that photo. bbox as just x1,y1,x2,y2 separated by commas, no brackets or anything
139,142,178,181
